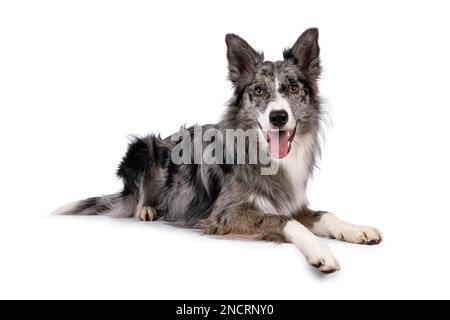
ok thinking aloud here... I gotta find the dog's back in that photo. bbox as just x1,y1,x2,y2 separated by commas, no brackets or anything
55,125,225,227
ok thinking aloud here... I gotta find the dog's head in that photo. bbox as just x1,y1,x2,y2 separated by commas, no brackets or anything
225,28,321,159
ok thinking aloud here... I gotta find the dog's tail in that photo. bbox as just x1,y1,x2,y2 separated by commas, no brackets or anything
52,193,138,217
53,134,169,219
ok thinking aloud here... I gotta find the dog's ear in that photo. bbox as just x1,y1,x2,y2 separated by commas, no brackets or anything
225,34,264,83
284,28,321,80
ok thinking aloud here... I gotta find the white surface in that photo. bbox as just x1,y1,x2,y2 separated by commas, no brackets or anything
1,0,450,299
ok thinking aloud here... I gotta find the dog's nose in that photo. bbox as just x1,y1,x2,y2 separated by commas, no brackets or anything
269,110,289,127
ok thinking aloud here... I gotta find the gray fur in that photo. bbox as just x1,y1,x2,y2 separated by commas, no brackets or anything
57,28,324,239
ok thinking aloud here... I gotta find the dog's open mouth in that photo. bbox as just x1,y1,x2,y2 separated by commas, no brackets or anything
261,127,296,159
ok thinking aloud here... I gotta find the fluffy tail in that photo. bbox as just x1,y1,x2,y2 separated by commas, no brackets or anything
53,194,122,216
53,192,141,218
54,134,163,218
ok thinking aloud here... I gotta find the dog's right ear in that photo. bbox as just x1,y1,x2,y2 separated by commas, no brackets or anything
284,28,321,80
225,34,264,83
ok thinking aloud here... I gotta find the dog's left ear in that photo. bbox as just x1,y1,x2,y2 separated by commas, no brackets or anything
284,28,321,80
226,34,264,83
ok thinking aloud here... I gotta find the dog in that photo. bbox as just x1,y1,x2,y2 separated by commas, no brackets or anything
55,28,382,274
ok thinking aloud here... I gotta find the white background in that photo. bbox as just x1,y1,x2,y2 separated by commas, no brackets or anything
1,0,449,299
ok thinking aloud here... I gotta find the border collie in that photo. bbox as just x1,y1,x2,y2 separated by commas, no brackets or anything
55,28,382,274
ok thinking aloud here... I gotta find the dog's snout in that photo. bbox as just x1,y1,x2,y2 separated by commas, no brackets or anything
269,110,289,127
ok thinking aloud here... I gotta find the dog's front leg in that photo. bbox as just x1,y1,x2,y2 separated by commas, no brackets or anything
200,207,340,273
294,208,383,245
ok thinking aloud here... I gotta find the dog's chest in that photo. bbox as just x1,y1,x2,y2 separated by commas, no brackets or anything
253,134,315,216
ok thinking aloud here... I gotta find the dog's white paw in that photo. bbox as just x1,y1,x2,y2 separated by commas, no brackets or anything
304,244,341,274
334,225,383,245
284,221,341,274
317,214,383,245
139,206,156,221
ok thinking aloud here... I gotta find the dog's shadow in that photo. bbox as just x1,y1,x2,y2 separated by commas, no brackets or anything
55,214,342,278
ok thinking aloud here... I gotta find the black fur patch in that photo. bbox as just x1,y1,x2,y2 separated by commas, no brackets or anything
282,48,298,64
153,141,171,168
165,161,179,189
117,137,151,195
186,168,222,225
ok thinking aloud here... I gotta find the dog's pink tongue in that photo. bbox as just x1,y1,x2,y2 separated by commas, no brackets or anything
268,131,291,159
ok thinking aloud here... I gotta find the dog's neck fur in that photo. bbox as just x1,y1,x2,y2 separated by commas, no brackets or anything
278,132,316,214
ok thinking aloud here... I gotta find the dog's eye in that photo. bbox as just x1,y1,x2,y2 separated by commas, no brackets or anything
254,87,264,96
289,84,299,93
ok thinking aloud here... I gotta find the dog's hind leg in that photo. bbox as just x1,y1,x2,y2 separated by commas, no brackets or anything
294,208,383,245
116,134,169,220
200,204,340,274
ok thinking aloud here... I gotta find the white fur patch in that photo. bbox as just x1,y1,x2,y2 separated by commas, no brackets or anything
278,133,315,214
51,201,79,215
310,213,383,244
283,220,340,273
251,133,315,216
